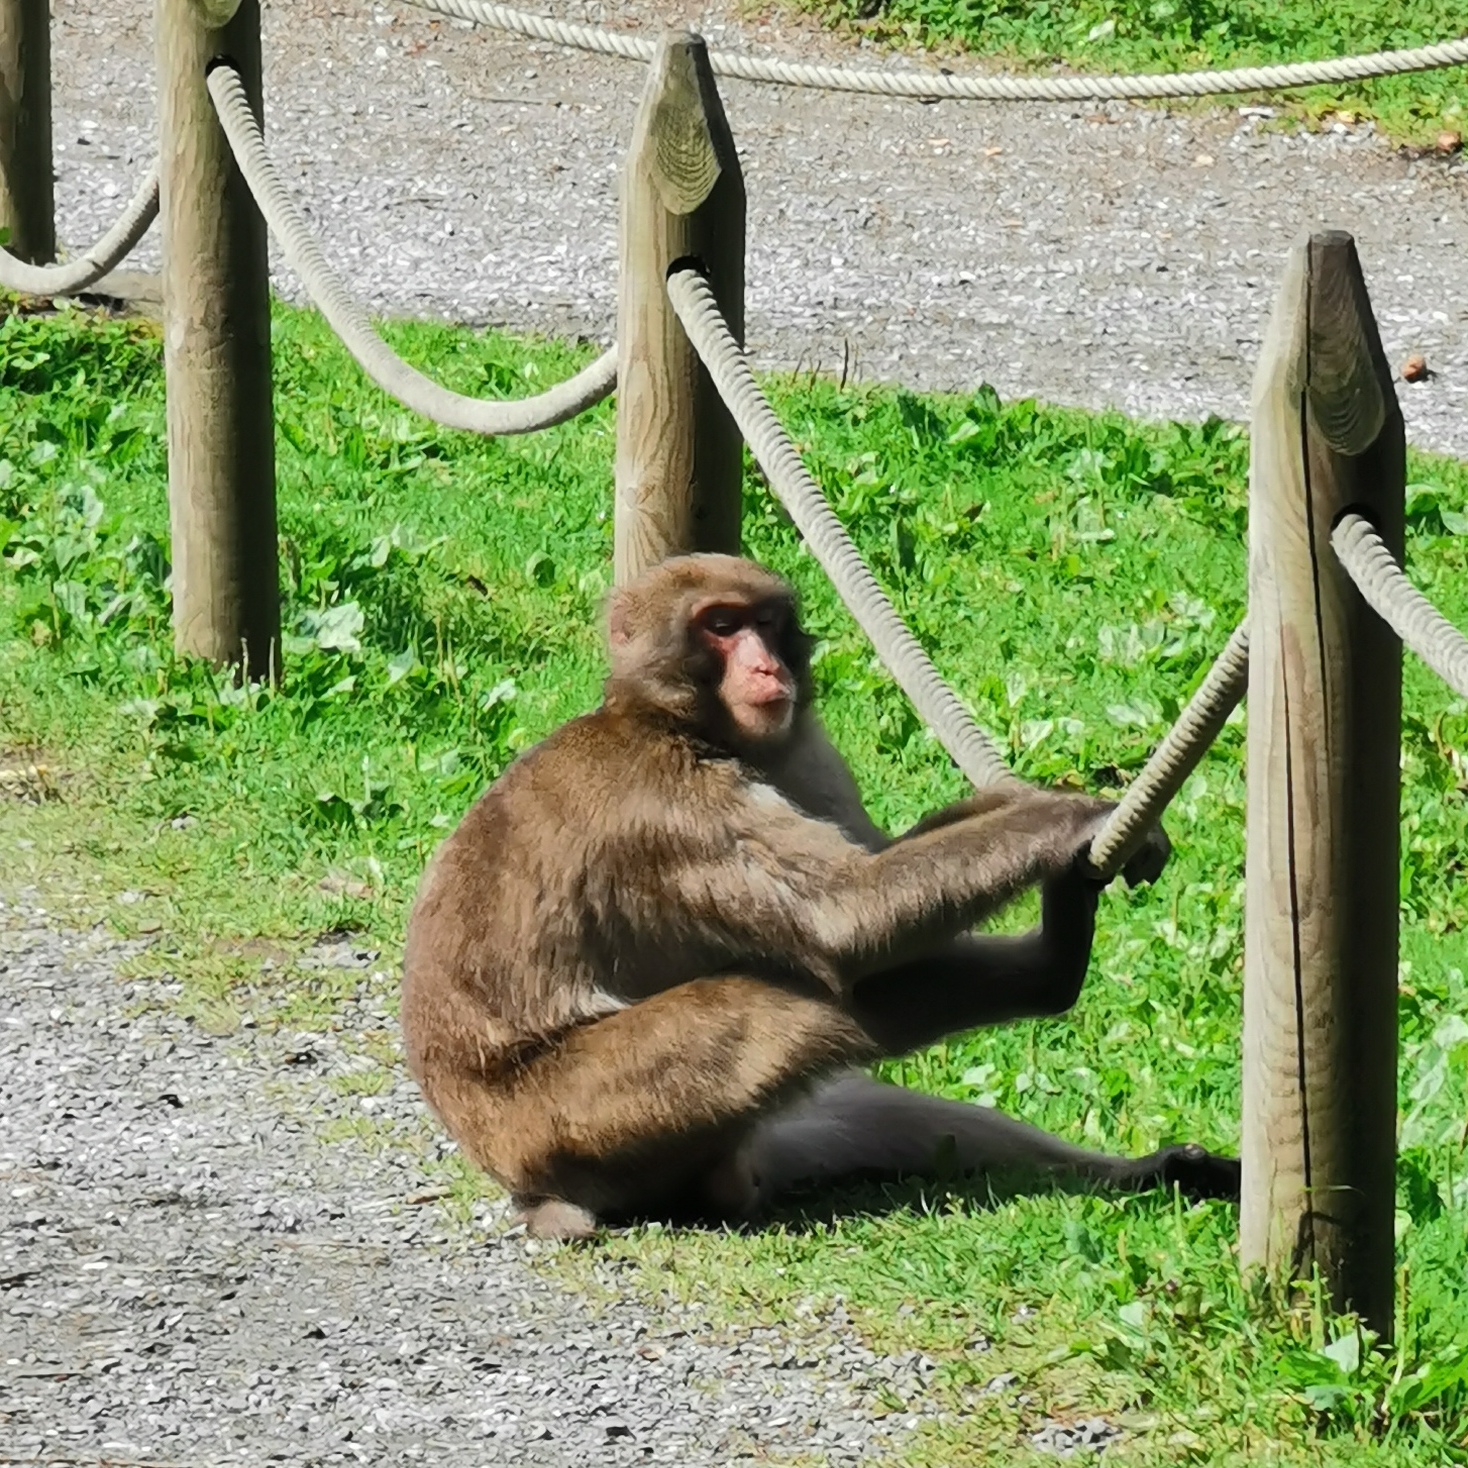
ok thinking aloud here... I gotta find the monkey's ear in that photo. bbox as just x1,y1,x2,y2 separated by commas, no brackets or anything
606,591,634,649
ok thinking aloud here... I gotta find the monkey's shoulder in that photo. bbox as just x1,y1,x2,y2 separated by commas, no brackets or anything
447,708,744,854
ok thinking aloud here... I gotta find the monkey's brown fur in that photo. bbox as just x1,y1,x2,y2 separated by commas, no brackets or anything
402,554,1237,1237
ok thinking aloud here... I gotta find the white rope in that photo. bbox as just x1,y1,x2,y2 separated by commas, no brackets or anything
1333,512,1468,702
0,164,159,296
207,65,616,436
406,0,1468,102
1084,620,1248,879
665,266,1015,789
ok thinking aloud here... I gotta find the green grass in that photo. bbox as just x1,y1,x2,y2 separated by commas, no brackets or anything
3,297,1468,1462
775,0,1466,146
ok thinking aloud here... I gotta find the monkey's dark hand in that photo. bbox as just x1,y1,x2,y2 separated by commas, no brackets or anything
1041,848,1103,946
1029,850,1105,1016
1120,823,1172,889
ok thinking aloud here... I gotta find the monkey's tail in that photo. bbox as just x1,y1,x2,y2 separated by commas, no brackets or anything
748,1072,1140,1197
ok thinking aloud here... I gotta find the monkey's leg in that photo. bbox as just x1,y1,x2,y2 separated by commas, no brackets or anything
470,976,876,1236
750,1073,1240,1203
834,948,1244,1205
819,865,1238,1206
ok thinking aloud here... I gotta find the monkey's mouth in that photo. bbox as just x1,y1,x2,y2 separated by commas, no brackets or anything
749,687,793,710
740,696,796,739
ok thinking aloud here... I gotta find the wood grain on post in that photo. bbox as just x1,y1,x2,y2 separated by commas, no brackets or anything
614,32,745,584
1242,231,1405,1337
0,0,55,264
156,0,279,676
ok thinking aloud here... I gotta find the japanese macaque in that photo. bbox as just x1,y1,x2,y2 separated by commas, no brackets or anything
402,553,1238,1240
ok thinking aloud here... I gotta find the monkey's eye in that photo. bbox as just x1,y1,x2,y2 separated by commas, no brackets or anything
702,608,743,636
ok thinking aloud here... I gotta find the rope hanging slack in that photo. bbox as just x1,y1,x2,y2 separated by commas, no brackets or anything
205,64,616,437
407,0,1468,102
0,164,160,297
666,265,1248,874
1333,512,1468,702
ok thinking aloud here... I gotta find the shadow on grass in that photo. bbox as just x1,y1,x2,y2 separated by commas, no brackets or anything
598,1160,1240,1242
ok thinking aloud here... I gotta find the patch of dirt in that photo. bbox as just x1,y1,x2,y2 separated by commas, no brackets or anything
0,905,931,1465
0,749,69,803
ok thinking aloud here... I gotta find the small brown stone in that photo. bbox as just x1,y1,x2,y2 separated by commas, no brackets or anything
1437,129,1463,155
1402,353,1429,383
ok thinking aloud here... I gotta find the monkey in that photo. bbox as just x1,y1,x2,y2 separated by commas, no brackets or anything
401,553,1239,1241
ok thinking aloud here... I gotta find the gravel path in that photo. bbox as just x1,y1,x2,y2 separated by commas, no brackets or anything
1,899,941,1464
50,0,1468,457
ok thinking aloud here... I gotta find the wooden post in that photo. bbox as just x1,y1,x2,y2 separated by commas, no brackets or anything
156,0,279,676
1242,231,1405,1337
0,0,54,264
614,32,745,585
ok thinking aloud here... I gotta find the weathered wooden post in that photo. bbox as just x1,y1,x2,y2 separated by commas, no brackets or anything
156,0,279,676
1242,230,1405,1337
614,32,745,585
0,0,54,264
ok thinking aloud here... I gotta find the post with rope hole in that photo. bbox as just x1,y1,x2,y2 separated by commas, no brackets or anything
156,0,279,676
1242,230,1406,1338
614,32,745,584
0,0,54,265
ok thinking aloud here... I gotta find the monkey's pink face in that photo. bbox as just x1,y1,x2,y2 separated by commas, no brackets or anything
694,599,797,743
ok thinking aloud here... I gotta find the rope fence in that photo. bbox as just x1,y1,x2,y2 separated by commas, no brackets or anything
665,264,1015,792
1084,618,1250,879
1,13,1458,912
2,0,1467,1348
409,0,1468,102
205,65,616,437
0,163,158,297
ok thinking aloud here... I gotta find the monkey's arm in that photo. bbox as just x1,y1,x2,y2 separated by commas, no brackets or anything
667,783,1112,995
923,857,1101,1019
899,792,1171,890
831,858,1105,1053
891,788,1037,842
764,723,1071,858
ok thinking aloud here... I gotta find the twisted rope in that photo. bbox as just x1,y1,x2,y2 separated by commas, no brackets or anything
1333,512,1468,702
666,266,1015,789
0,164,159,297
408,0,1468,101
1085,619,1249,879
207,65,615,436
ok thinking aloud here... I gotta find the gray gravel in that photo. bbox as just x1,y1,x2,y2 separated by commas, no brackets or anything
1,899,947,1464
49,0,1468,457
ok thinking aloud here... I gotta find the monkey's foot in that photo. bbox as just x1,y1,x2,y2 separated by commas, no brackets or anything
1144,1144,1241,1202
513,1197,600,1241
700,1146,765,1222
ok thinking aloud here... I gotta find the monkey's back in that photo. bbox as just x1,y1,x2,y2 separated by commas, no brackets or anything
400,708,732,1095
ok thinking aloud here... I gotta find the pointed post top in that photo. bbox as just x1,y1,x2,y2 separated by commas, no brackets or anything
1252,230,1395,457
629,33,736,218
